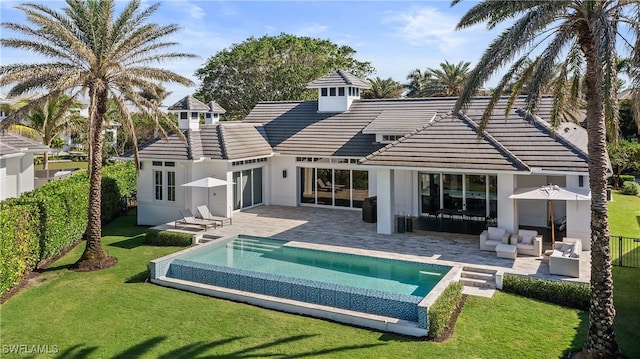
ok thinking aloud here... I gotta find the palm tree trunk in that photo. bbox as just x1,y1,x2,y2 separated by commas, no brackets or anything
42,151,49,170
74,87,115,270
581,33,620,358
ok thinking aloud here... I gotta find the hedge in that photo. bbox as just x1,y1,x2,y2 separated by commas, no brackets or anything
428,281,464,338
0,200,41,295
502,274,590,310
622,181,639,196
0,161,136,296
145,230,193,247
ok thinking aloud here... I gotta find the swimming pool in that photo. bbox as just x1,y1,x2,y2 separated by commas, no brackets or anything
151,235,456,337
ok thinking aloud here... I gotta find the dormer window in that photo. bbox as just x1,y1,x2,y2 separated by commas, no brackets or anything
205,113,211,119
338,87,345,96
180,112,188,120
321,88,328,96
191,112,198,119
330,88,336,96
214,113,219,119
382,135,403,143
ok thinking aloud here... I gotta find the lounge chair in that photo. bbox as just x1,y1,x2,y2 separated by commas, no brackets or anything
176,209,217,229
197,205,232,227
317,178,345,192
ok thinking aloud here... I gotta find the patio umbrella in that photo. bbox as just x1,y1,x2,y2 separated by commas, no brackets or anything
509,185,591,246
181,177,233,210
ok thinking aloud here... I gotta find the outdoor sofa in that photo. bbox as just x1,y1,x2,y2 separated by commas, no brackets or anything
549,237,582,277
479,227,511,251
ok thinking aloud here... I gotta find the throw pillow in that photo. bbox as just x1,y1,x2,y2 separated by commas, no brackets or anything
521,235,533,245
560,243,572,253
488,227,502,241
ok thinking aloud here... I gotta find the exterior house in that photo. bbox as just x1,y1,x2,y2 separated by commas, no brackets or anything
0,131,50,200
133,70,593,250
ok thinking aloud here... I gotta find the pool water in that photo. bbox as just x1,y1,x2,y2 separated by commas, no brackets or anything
177,235,449,297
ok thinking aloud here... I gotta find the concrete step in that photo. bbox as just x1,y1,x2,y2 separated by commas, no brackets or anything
462,266,497,275
461,271,495,281
460,277,496,289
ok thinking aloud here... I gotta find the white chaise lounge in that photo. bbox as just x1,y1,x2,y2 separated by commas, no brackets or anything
549,238,582,277
479,227,510,251
512,229,543,257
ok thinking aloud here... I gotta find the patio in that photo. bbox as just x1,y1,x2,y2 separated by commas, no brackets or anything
156,205,591,283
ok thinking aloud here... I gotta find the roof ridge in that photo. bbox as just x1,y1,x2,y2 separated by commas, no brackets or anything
458,112,530,172
361,114,445,162
218,123,228,160
522,110,589,161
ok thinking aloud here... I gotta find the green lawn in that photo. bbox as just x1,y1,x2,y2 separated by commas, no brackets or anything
1,215,588,358
609,191,640,238
2,197,639,358
35,161,88,171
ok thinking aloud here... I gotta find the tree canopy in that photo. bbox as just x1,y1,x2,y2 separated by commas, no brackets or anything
195,33,374,120
0,0,194,270
362,77,403,99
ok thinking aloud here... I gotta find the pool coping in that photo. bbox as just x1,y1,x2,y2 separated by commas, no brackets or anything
150,234,461,337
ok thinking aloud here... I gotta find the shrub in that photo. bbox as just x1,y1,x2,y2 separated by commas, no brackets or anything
0,160,137,296
0,200,41,295
620,175,635,184
428,281,464,338
145,230,193,247
502,274,590,310
622,181,639,195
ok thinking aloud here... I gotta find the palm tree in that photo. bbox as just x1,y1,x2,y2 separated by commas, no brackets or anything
362,77,403,99
453,1,639,357
9,93,84,170
0,0,195,270
427,60,471,97
405,69,433,98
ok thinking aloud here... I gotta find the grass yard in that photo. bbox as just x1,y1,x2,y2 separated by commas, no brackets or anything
608,191,640,266
35,161,88,171
1,215,589,359
2,193,639,358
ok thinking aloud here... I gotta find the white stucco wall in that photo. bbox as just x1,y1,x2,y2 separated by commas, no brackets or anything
565,174,591,250
269,156,297,206
376,169,394,234
0,153,35,201
497,174,517,233
137,160,187,226
393,170,416,216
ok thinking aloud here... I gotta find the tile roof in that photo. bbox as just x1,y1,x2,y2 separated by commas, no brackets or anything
245,96,590,173
167,95,210,112
0,131,50,156
208,101,226,114
132,123,270,161
306,70,371,89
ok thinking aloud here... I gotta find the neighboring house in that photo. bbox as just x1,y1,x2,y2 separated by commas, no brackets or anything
0,131,50,200
132,70,594,250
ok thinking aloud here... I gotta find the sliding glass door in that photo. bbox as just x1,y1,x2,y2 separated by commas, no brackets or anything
420,172,497,217
233,167,263,210
298,167,368,208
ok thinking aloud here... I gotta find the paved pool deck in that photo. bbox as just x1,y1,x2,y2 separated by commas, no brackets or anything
156,205,590,283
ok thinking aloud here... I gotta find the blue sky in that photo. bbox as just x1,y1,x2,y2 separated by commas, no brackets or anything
1,1,505,106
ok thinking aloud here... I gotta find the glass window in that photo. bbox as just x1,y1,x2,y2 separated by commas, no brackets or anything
191,112,198,119
154,170,163,200
167,171,176,202
334,169,351,207
205,113,211,119
489,175,498,218
321,88,328,96
252,168,263,205
300,168,315,204
152,161,162,166
420,173,440,215
338,87,345,96
329,87,336,96
352,170,368,208
443,174,463,211
465,175,486,215
233,171,241,210
180,112,187,120
316,169,333,206
242,170,252,208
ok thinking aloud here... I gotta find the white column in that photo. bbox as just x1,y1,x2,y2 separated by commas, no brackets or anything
565,174,590,250
497,173,517,233
376,169,394,234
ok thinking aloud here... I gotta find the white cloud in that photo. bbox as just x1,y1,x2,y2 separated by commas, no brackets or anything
382,6,472,52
